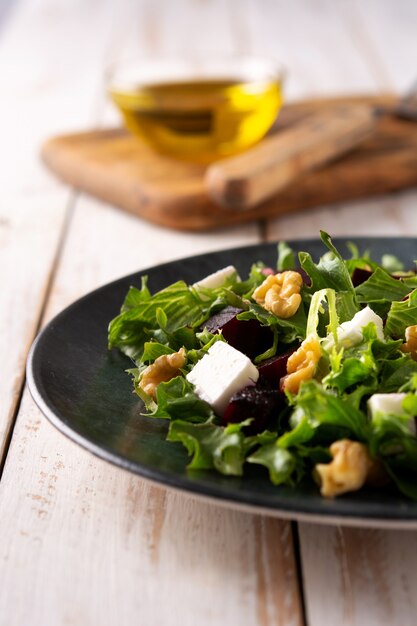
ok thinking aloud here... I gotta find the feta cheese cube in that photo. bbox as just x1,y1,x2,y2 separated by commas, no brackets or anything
186,341,259,415
367,393,415,433
324,306,384,350
193,265,240,299
368,393,407,417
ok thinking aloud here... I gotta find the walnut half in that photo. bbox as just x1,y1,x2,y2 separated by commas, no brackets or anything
282,335,322,394
401,325,417,361
315,439,372,498
139,348,186,399
252,271,302,319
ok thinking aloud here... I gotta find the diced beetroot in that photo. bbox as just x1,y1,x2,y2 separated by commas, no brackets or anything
222,384,286,434
203,306,273,360
351,267,373,286
257,349,295,387
204,306,242,333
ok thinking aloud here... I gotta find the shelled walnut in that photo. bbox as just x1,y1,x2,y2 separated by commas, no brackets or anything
282,336,321,394
139,348,186,399
252,271,302,319
315,439,372,498
401,325,417,361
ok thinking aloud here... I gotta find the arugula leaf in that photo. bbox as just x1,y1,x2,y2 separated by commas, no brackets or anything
385,289,417,338
146,325,199,354
238,301,307,344
233,263,269,298
253,327,278,364
247,445,299,485
356,267,411,304
278,414,315,448
299,231,356,296
324,358,376,394
108,281,206,360
369,412,417,500
335,291,359,324
294,380,370,441
277,241,295,271
323,325,402,395
121,277,151,312
379,357,417,392
168,418,249,475
141,342,175,363
150,376,214,423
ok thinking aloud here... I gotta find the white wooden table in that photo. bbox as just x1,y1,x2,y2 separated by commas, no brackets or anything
2,1,417,624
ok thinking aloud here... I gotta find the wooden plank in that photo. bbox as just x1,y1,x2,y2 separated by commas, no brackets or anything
0,2,303,625
0,192,70,463
266,191,417,241
339,0,417,91
299,524,417,626
0,0,132,459
0,400,302,626
242,0,379,100
0,196,302,626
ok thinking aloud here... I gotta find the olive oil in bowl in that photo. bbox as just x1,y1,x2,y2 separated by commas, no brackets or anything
108,58,284,162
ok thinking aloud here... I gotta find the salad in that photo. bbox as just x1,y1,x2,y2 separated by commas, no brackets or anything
108,232,417,500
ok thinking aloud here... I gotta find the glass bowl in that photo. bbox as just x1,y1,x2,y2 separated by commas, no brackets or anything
107,55,285,163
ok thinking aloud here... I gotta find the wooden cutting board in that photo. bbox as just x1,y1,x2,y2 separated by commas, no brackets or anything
41,94,417,231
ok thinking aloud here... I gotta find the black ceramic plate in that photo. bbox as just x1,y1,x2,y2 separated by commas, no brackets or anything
27,238,417,527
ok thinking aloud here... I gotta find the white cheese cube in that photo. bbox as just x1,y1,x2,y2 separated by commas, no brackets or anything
186,341,259,415
192,265,240,299
324,306,384,350
367,393,415,433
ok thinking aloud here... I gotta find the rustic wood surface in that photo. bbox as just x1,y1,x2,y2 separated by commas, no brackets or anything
1,1,417,625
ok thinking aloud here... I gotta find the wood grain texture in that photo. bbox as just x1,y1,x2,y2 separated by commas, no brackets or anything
205,104,376,209
0,193,301,626
299,524,417,626
0,0,127,460
0,192,69,463
2,0,417,625
41,95,417,231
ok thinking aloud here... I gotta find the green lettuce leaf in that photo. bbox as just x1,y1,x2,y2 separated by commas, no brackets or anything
379,357,417,392
323,324,403,395
294,380,370,442
247,445,299,485
150,376,214,423
141,342,175,363
369,410,417,500
385,289,417,338
356,267,411,305
108,281,206,360
299,231,356,296
277,241,295,271
120,277,151,313
168,418,249,475
238,301,307,344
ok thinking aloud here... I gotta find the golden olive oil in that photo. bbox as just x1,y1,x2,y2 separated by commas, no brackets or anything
109,78,283,162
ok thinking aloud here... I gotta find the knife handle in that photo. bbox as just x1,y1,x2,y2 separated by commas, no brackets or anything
205,105,376,210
